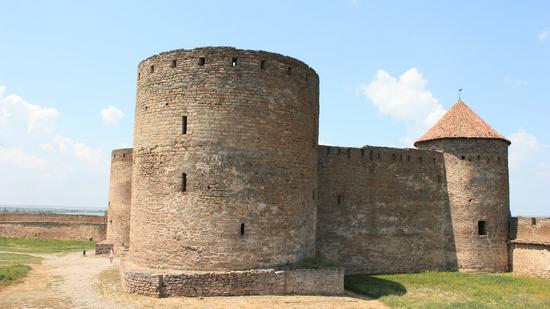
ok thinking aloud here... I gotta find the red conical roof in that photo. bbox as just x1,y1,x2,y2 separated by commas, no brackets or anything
415,100,510,146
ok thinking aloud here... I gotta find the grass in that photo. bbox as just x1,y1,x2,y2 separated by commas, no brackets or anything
0,264,31,286
0,252,42,266
0,237,95,253
345,272,550,308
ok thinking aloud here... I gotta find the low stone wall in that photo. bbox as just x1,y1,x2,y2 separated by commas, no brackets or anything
510,240,550,280
0,213,106,241
120,260,344,297
95,242,113,255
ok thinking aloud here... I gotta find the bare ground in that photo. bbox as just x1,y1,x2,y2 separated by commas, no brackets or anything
0,252,388,309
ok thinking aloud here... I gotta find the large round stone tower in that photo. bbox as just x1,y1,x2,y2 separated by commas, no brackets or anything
415,100,510,272
106,148,133,251
129,47,319,271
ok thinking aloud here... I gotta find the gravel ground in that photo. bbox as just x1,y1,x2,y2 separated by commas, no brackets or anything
0,251,388,309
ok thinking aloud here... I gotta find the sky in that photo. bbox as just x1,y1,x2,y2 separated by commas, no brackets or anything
0,0,548,215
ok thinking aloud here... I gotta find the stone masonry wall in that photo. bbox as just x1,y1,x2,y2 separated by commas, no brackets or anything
106,148,133,250
510,217,550,279
510,242,550,279
129,47,319,271
416,139,510,272
316,145,458,274
120,260,343,297
0,213,106,241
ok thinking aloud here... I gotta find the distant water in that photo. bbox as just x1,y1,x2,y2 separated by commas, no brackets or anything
0,205,106,217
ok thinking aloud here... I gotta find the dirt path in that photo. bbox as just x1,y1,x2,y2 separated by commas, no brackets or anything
0,252,388,309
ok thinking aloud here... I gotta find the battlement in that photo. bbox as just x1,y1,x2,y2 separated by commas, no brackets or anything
111,148,133,162
510,216,550,244
137,47,318,85
319,144,443,165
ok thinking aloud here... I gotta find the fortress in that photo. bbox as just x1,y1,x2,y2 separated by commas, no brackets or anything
98,47,549,297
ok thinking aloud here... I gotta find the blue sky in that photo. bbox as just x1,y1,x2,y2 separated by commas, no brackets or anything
0,0,548,215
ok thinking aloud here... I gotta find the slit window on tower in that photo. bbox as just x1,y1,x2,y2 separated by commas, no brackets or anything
198,57,206,66
337,195,342,205
150,65,154,73
232,57,238,67
171,60,177,68
240,223,245,236
478,220,487,236
182,116,187,134
181,173,187,192
287,67,292,75
260,60,266,69
532,218,537,225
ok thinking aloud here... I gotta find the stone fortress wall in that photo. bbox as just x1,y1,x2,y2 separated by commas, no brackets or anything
316,145,457,274
509,217,550,279
105,148,133,252
129,47,319,271
0,213,106,241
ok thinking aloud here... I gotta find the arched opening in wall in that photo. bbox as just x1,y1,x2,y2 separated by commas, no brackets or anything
260,60,266,69
240,223,245,236
287,67,292,75
532,218,537,225
181,173,187,192
150,65,154,73
198,57,206,66
231,57,238,67
461,155,465,160
478,220,487,236
171,60,177,68
337,195,342,205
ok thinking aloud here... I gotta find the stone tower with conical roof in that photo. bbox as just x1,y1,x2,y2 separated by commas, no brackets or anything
415,100,511,272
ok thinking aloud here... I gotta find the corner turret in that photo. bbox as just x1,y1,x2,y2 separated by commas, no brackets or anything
415,100,510,272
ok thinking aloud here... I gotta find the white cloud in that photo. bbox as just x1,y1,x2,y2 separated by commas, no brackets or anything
359,68,446,146
0,148,51,175
508,129,546,169
350,0,360,7
0,86,109,208
507,129,550,216
100,105,123,125
539,30,549,42
504,77,528,88
0,86,59,135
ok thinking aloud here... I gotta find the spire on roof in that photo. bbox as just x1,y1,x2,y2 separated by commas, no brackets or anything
414,100,510,146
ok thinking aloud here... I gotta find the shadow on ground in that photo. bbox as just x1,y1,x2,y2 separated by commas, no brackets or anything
345,274,406,299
